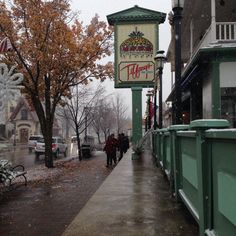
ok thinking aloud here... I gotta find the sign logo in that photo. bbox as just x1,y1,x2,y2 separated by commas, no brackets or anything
120,27,153,58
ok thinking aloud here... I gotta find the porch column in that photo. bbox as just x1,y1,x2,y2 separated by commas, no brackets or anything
211,61,221,118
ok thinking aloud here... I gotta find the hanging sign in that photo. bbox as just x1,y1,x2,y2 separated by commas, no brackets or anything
116,23,157,87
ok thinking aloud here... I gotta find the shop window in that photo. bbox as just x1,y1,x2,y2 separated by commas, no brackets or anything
221,88,236,127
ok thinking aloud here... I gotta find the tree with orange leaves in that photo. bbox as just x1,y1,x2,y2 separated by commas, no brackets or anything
0,0,113,168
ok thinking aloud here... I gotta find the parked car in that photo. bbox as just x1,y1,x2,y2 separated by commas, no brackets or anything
35,136,68,158
71,136,79,143
81,135,95,158
28,135,43,153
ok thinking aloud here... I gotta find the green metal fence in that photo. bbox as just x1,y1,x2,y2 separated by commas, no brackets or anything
150,119,236,236
205,129,236,236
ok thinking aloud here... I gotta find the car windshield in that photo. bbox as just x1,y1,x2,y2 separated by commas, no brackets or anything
37,138,45,143
37,137,60,143
29,136,41,140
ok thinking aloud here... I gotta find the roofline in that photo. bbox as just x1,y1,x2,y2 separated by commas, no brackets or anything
107,5,166,25
166,46,236,102
182,46,236,78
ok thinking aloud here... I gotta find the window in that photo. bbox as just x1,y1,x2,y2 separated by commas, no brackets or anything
21,109,28,120
221,87,236,127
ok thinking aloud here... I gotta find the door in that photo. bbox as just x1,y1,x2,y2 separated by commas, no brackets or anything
20,128,29,143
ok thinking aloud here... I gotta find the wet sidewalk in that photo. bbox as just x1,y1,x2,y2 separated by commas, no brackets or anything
62,150,198,236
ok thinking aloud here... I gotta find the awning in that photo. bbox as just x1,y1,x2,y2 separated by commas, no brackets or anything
166,64,200,102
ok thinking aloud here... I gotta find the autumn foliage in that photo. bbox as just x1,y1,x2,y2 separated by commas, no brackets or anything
0,0,114,167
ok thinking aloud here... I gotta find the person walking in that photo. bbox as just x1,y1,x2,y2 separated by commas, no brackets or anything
123,135,129,153
118,133,125,161
110,134,118,165
103,134,118,167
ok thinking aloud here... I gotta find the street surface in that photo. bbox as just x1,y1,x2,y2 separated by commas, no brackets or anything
0,147,199,236
0,150,112,236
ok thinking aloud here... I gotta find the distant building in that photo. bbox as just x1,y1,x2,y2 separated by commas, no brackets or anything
8,97,41,143
8,97,64,143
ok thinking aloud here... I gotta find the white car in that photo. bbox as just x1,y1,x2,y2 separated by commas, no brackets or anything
28,135,43,153
35,136,68,158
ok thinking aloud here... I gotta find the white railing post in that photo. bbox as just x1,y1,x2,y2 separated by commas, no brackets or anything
216,22,236,41
229,24,232,40
234,24,236,39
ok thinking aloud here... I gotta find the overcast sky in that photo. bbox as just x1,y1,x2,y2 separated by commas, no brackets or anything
71,0,172,117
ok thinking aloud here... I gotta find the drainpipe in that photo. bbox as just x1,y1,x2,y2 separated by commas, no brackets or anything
190,20,193,58
211,0,216,42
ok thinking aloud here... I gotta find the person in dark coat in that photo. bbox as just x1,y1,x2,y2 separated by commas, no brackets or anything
103,134,118,167
118,133,125,161
110,134,118,165
123,135,129,153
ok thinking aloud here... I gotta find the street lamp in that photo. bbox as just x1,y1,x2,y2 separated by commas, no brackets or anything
172,0,184,124
154,50,167,129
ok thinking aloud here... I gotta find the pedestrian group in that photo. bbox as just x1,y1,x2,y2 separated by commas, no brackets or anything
103,133,129,168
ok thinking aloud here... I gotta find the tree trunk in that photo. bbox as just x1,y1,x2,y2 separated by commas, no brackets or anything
96,132,101,144
75,125,82,161
43,75,54,168
104,131,108,142
44,128,53,168
31,95,54,168
77,136,82,161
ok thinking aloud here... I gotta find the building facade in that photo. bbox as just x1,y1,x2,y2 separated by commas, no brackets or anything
167,0,236,127
8,97,41,143
8,97,69,143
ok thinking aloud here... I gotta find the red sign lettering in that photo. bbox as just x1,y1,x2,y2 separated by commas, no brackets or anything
120,63,153,81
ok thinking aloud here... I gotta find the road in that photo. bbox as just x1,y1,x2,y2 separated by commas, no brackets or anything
0,143,79,169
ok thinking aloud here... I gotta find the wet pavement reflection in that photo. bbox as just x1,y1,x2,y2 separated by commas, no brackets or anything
62,150,199,236
0,143,79,169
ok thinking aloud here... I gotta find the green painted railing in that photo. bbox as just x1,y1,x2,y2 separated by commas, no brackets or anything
205,129,236,236
150,119,236,236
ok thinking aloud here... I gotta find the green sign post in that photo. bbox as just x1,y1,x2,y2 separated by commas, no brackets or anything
131,87,142,145
107,5,166,152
